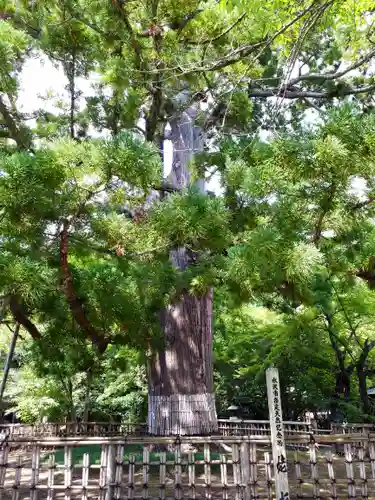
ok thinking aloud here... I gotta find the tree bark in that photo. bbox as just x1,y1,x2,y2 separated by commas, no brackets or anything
148,93,218,435
0,323,20,404
355,342,374,418
325,315,352,421
357,364,370,417
67,378,76,422
148,285,216,434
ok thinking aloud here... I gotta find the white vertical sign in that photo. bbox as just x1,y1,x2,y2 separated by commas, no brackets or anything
266,367,289,500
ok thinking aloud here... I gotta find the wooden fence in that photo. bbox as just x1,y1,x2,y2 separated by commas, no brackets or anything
0,419,315,439
332,422,375,435
0,432,375,499
217,419,314,437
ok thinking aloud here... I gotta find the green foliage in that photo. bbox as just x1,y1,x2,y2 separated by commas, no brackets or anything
150,188,231,252
0,20,28,94
3,104,375,423
4,336,148,423
2,0,375,425
6,365,65,422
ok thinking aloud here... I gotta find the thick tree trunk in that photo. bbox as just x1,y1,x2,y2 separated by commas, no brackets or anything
148,94,217,435
148,284,216,435
330,370,351,422
326,317,352,421
357,365,370,417
343,370,351,403
356,344,372,418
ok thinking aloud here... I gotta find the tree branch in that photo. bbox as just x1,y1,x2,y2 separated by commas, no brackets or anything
0,129,10,139
8,297,41,341
351,196,375,210
302,97,325,114
329,278,362,349
145,27,163,142
312,184,335,243
356,268,375,287
111,0,143,70
151,181,181,193
64,47,77,140
73,14,112,39
0,97,31,150
60,219,108,354
178,0,327,74
247,84,375,99
168,9,203,33
69,233,167,258
287,47,375,87
183,11,247,46
323,310,355,364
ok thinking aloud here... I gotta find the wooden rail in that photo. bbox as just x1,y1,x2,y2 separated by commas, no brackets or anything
0,419,314,438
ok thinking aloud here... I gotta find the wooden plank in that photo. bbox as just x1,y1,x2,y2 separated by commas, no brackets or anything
11,455,21,500
47,454,55,500
294,451,303,500
264,452,273,500
128,453,135,500
175,442,182,500
0,419,312,436
30,445,40,500
4,435,273,446
188,451,196,500
370,442,375,480
0,445,8,500
12,432,365,447
358,446,367,500
240,442,250,500
309,442,319,499
326,450,337,500
266,367,289,500
249,443,257,500
99,444,107,500
220,454,228,500
142,446,149,500
114,444,124,500
64,446,72,500
232,443,241,500
105,444,116,500
204,443,211,500
159,451,166,500
82,453,89,500
345,443,355,499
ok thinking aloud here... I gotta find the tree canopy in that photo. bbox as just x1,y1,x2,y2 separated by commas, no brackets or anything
2,0,375,424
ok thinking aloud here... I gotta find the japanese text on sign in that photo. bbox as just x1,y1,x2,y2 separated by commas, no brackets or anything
272,376,284,447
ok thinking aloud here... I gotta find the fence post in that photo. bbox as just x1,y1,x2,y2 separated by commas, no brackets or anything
106,444,116,500
266,367,289,500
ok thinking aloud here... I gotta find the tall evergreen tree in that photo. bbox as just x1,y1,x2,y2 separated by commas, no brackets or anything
1,0,375,433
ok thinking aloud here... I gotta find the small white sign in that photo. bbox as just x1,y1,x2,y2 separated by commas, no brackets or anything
266,367,289,500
